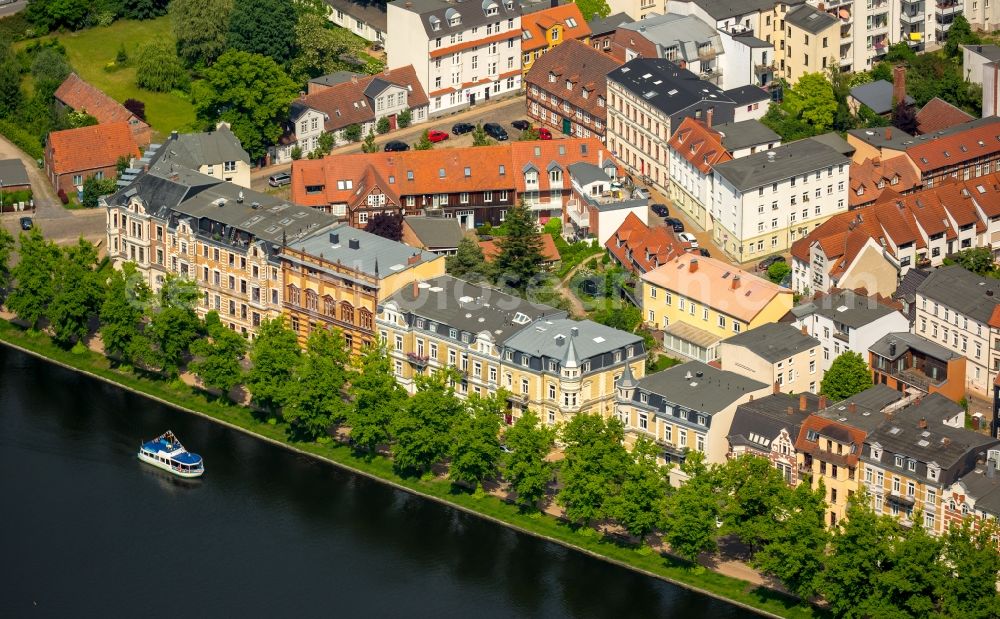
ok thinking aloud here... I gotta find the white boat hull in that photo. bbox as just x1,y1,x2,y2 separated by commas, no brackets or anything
138,451,204,478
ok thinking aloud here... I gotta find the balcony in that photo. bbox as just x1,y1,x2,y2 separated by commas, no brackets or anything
936,2,961,15
698,47,717,61
888,490,916,507
754,62,775,75
406,352,430,367
899,10,923,23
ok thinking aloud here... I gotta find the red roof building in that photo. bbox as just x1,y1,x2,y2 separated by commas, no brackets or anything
905,120,1000,186
479,234,561,268
605,212,684,275
45,122,140,195
848,155,921,209
54,73,151,147
915,97,975,136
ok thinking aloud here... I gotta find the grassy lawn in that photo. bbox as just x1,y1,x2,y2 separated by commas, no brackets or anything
0,319,822,619
21,17,198,137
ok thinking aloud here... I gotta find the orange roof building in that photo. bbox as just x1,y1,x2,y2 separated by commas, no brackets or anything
905,119,1000,185
54,73,150,146
915,97,974,136
479,234,561,266
605,212,684,276
520,3,591,75
667,117,733,230
45,122,140,195
848,156,921,209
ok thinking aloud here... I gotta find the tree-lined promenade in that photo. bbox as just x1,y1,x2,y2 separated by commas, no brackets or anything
1,224,999,619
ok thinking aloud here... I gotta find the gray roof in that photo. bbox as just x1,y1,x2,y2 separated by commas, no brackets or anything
869,332,963,362
846,126,915,150
810,132,855,156
963,44,1000,62
849,80,914,115
713,120,780,151
792,289,902,328
568,161,614,186
917,264,1000,324
678,0,795,21
157,127,250,171
0,158,30,186
723,322,819,363
384,275,563,341
723,84,771,106
955,466,1000,516
785,3,838,35
732,33,772,49
607,58,735,119
893,267,929,303
289,222,439,277
390,0,520,37
364,77,392,99
728,392,821,449
588,12,633,36
636,361,767,414
402,216,464,250
309,71,363,88
816,384,906,433
712,135,849,192
505,317,643,363
324,0,387,31
619,14,720,60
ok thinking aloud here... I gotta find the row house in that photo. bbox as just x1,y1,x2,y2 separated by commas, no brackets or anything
605,212,685,280
563,160,647,245
376,275,646,425
906,119,1000,187
667,118,733,232
719,322,823,395
848,155,921,210
915,264,1000,397
790,288,909,373
616,360,771,484
519,2,591,76
942,453,1000,536
280,223,445,354
870,331,967,403
587,12,633,53
386,0,522,115
727,392,822,485
525,38,621,142
290,137,615,228
326,0,387,43
641,253,793,362
709,134,851,264
272,67,429,164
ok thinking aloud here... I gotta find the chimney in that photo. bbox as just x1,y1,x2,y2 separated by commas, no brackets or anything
818,2,825,9
848,402,857,414
571,326,579,337
800,393,808,411
885,127,892,140
412,280,418,298
800,325,808,335
819,395,828,410
889,340,896,356
872,156,881,167
731,275,741,290
348,238,360,249
407,253,421,265
329,232,339,244
351,75,359,84
773,381,780,395
787,406,794,415
893,65,906,108
706,107,714,127
918,417,928,429
689,258,699,273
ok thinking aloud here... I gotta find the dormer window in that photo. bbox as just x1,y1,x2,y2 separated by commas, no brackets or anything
484,1,498,16
430,16,441,31
565,80,572,90
891,175,899,185
548,72,556,83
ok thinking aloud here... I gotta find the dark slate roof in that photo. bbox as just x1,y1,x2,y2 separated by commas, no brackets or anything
955,466,1000,516
607,58,735,118
723,322,819,363
847,126,915,150
792,289,901,328
732,33,772,48
157,127,250,170
785,3,838,35
816,385,906,433
810,132,855,156
712,135,849,192
728,392,821,450
723,84,771,106
390,0,521,37
403,216,464,250
0,158,30,186
588,12,632,36
893,267,929,303
869,332,963,362
364,77,393,99
636,361,767,414
963,44,1000,62
678,0,795,21
849,80,915,115
309,71,363,88
917,264,1000,324
325,0,387,31
505,317,644,362
713,120,780,151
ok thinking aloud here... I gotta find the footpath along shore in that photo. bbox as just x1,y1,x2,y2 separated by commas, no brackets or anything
0,321,819,619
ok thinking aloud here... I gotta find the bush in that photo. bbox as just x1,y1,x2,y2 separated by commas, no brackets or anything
290,146,302,160
376,116,391,134
397,108,412,129
135,41,189,93
0,14,36,42
0,119,43,160
57,188,69,205
116,43,128,65
343,124,362,142
123,99,146,121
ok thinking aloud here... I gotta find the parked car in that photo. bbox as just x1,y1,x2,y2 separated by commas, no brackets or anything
452,122,475,135
512,119,531,130
758,255,786,271
663,217,684,232
698,247,711,257
483,122,508,141
19,217,32,231
651,203,669,217
427,130,449,143
678,232,699,248
268,172,291,187
537,127,552,140
384,140,410,152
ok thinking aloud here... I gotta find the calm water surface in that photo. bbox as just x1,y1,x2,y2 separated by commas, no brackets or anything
0,346,759,618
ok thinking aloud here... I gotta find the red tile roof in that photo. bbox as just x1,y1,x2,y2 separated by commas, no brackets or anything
795,415,867,466
525,39,621,123
521,4,591,53
605,212,683,274
54,73,150,145
915,97,975,136
849,156,921,208
668,117,732,174
46,121,140,175
480,235,561,263
906,122,1000,173
293,66,428,133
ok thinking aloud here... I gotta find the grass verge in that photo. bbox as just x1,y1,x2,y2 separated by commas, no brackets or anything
0,319,821,619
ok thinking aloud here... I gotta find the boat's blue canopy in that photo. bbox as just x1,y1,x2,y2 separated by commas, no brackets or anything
173,452,202,465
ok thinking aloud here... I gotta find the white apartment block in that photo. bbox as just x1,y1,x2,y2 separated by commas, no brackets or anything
709,135,850,264
386,0,522,116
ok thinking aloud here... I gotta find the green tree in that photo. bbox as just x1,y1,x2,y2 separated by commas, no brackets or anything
316,131,335,156
31,47,71,103
0,40,22,118
283,328,353,441
25,0,89,31
784,72,838,134
343,123,362,142
502,410,556,511
885,42,917,64
189,311,247,401
906,53,981,114
606,437,669,540
347,345,407,456
397,108,412,128
557,413,629,527
365,212,403,241
765,261,791,284
65,110,99,129
857,104,890,128
939,519,1000,618
99,262,150,363
245,317,300,416
519,126,540,141
449,392,504,490
492,201,544,293
135,40,189,93
170,0,235,68
376,116,391,134
472,122,493,146
391,372,464,476
945,247,997,277
753,481,828,599
6,228,60,329
0,226,15,302
821,351,873,401
662,451,720,562
121,0,170,19
81,176,117,208
945,14,980,58
574,0,610,21
48,239,102,348
446,237,491,283
717,455,791,551
227,0,298,64
361,129,378,153
146,276,203,376
290,12,364,80
871,61,893,83
413,130,433,150
193,50,298,161
875,516,944,619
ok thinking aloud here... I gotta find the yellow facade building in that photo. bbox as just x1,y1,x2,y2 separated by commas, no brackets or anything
520,3,591,76
719,322,823,395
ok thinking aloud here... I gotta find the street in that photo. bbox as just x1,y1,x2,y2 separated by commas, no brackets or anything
0,208,106,248
0,0,25,18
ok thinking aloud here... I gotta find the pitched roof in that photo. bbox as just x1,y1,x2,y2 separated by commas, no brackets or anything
402,216,465,250
712,120,780,151
587,12,632,37
953,466,1000,517
785,3,838,35
641,252,791,323
722,322,819,363
395,0,521,37
869,331,963,362
792,289,903,329
604,212,684,274
479,234,561,263
617,13,719,60
917,264,1000,324
849,156,921,208
635,360,768,414
675,0,791,21
906,120,1000,173
723,84,771,106
915,97,974,136
728,393,822,450
157,127,250,171
712,135,850,192
668,117,732,174
54,73,144,128
520,3,590,52
846,126,915,150
849,80,914,115
963,43,1000,61
324,0,387,31
288,222,440,277
525,38,621,119
46,122,141,175
504,316,643,361
607,58,736,120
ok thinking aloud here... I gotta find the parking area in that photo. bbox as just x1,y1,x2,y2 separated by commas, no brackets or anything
640,183,731,265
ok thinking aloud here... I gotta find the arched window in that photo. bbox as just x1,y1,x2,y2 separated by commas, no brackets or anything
305,289,318,312
359,308,373,330
324,295,335,316
287,284,300,306
340,301,355,324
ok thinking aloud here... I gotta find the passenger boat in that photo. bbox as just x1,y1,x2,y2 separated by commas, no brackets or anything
137,431,204,478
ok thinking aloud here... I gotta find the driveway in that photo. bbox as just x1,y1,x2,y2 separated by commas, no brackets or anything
0,133,66,218
641,182,732,266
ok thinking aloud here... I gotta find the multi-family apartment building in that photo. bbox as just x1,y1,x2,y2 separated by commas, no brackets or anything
641,253,793,362
709,134,851,263
525,38,621,141
720,322,823,394
727,391,822,485
520,2,591,76
915,264,1000,397
780,3,840,83
870,332,967,403
616,360,771,482
667,118,733,232
605,212,685,282
280,224,445,353
563,160,648,244
155,127,252,189
386,0,522,115
291,138,615,228
942,452,1000,534
790,289,910,372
